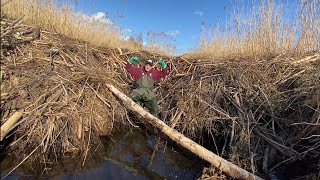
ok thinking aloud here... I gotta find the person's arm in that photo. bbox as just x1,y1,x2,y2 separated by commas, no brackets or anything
151,59,168,80
125,57,142,80
151,68,168,80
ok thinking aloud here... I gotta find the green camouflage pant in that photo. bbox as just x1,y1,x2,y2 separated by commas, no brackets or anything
129,88,159,117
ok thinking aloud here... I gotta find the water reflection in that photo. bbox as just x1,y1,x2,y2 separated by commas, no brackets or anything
100,128,203,179
1,128,203,180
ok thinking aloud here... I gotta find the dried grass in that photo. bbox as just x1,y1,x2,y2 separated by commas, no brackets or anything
0,0,175,55
1,1,320,179
0,17,145,167
158,54,320,177
188,0,320,60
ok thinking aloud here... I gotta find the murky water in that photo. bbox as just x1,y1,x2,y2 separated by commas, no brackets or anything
1,128,204,180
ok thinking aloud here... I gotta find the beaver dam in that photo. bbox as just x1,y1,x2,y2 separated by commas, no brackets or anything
1,15,320,179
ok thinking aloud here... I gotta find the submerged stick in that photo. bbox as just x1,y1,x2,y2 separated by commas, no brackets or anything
1,110,24,141
106,84,263,180
148,135,161,166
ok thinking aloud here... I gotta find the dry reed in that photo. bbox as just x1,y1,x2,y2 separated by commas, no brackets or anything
1,0,320,179
0,17,145,171
1,0,175,55
158,54,320,178
188,0,320,60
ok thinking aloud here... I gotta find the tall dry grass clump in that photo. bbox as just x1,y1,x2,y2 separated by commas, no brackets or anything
189,0,320,60
144,31,177,55
1,0,126,48
0,0,175,55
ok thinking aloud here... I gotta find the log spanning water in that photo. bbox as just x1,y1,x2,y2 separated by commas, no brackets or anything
106,84,263,180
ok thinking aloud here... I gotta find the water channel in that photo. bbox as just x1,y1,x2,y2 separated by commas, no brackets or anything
1,128,205,180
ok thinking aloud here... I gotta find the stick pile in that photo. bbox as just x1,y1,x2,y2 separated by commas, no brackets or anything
158,55,320,178
0,17,142,166
1,17,319,178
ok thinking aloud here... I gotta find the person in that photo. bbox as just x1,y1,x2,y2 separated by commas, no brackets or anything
125,56,168,117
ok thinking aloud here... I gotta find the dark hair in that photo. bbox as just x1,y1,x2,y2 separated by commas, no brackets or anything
145,59,153,65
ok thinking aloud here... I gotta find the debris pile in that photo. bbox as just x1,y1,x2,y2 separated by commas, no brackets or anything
1,16,319,179
0,17,137,165
158,54,320,178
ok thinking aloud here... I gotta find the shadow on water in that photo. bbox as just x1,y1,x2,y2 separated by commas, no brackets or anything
1,128,204,180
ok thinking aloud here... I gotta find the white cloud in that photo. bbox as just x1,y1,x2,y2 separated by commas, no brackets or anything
93,12,106,19
79,12,113,26
165,30,180,36
92,12,113,25
193,10,204,17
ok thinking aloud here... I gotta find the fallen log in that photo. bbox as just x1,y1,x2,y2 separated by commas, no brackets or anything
106,84,263,180
1,110,24,141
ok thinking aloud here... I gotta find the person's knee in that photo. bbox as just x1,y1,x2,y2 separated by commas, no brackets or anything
129,91,139,100
150,105,159,117
153,106,159,114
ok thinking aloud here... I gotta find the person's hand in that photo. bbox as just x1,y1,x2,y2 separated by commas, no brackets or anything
128,56,139,64
157,59,167,68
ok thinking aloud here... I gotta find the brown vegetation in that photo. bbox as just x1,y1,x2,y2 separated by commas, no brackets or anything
1,0,176,55
188,0,320,60
0,16,140,175
1,0,320,179
159,54,320,179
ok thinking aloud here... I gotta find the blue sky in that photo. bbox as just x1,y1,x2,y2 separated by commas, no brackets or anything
72,0,230,54
72,0,297,54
